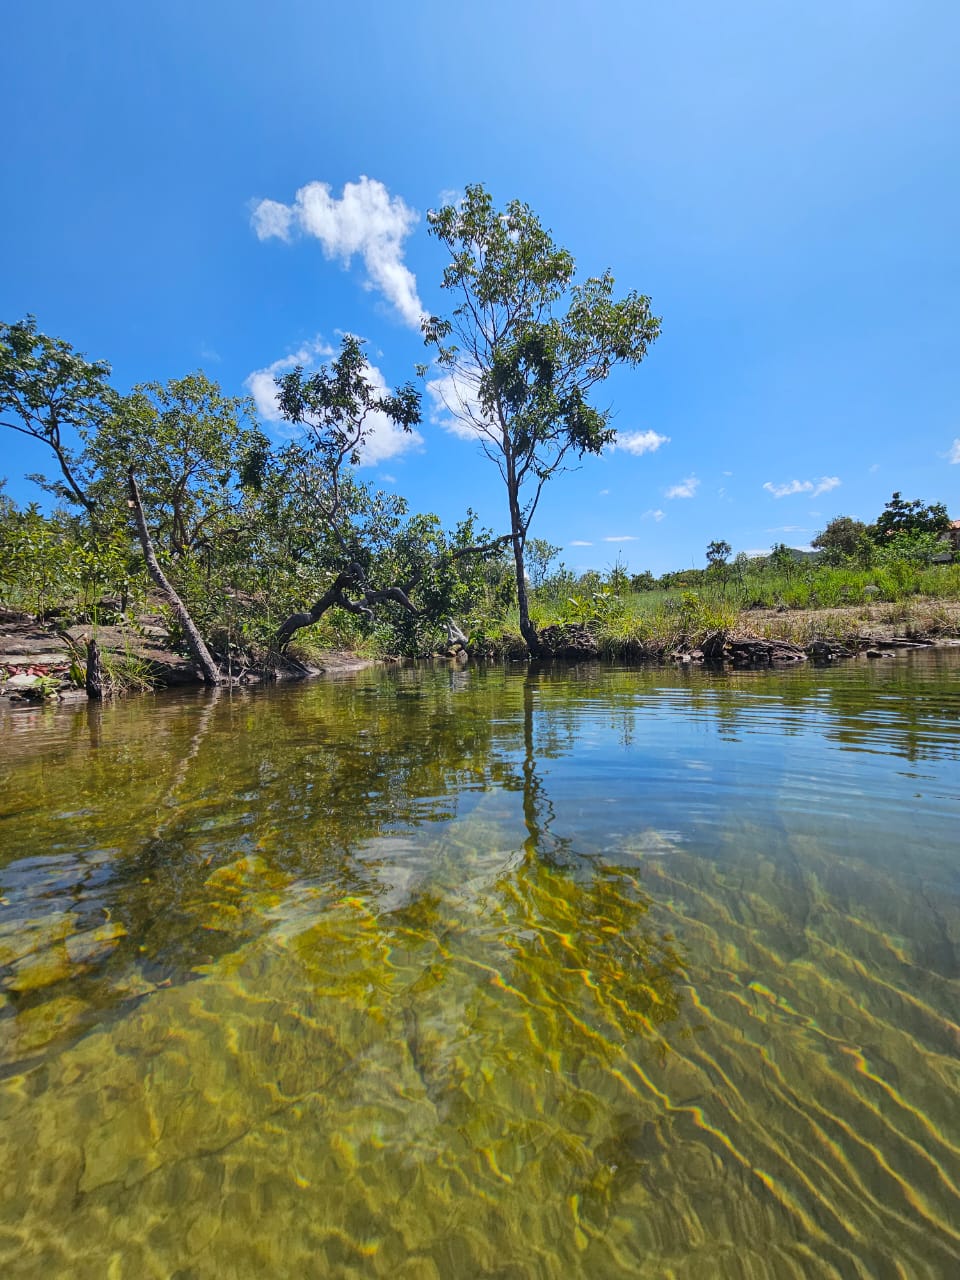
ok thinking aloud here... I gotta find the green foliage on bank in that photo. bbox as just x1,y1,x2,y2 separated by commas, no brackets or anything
1,304,958,671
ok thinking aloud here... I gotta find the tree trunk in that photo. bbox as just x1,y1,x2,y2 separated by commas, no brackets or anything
513,534,541,656
127,468,223,685
506,470,541,658
274,567,362,651
85,636,104,700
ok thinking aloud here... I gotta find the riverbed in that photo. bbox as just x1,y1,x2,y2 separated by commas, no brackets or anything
1,654,959,1277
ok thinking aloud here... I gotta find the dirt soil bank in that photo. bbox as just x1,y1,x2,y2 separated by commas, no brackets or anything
0,610,374,702
739,599,960,641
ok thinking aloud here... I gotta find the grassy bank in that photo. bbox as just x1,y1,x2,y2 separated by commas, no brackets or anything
475,577,960,661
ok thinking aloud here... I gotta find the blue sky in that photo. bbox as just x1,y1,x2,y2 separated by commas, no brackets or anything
2,1,958,575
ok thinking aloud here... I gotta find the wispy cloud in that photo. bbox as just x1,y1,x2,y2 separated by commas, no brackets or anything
763,476,841,499
610,429,669,456
251,176,424,328
665,475,699,499
245,339,423,466
603,534,639,542
948,439,960,464
643,508,665,522
766,525,808,533
598,488,610,496
569,539,593,547
424,366,492,441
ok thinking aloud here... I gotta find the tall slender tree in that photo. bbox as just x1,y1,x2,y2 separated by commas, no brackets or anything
423,185,660,655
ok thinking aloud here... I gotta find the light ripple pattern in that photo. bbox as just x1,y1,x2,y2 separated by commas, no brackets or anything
0,652,958,1276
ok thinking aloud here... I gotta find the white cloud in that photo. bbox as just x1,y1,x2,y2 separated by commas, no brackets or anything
766,525,808,533
868,462,880,473
569,539,593,547
245,339,333,423
610,429,669,456
425,366,494,442
762,479,806,498
763,476,841,499
598,488,610,496
251,176,424,328
426,377,671,465
948,438,960,464
245,368,286,423
245,339,423,466
603,534,639,542
250,199,295,241
665,475,700,499
643,508,665,522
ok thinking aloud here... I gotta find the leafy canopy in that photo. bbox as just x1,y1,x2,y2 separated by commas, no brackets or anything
0,315,119,514
423,184,661,535
706,539,732,568
271,334,421,568
873,491,950,541
811,515,870,565
88,373,268,557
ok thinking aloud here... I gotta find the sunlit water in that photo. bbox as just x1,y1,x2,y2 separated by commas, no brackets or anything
1,654,959,1278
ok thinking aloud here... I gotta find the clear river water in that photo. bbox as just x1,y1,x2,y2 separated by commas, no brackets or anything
1,653,959,1278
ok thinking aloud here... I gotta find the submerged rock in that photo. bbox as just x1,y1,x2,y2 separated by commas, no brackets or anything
701,631,806,666
4,995,89,1060
808,638,854,662
2,920,126,994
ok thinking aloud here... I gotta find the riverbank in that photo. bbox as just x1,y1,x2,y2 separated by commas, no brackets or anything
0,608,377,702
3,597,960,702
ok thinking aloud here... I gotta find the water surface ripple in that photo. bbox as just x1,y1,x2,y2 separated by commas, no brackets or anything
1,653,959,1277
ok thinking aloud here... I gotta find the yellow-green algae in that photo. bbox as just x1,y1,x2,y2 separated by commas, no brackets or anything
0,656,958,1277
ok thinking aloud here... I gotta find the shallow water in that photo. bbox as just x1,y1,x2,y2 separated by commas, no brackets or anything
1,653,959,1278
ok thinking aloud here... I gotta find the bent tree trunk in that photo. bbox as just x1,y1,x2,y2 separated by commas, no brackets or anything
274,566,364,651
274,537,513,654
274,563,420,652
127,468,222,686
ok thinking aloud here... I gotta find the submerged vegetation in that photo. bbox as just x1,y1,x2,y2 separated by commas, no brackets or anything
2,659,960,1274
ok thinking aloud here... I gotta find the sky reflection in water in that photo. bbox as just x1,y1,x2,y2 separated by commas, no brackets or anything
1,653,959,1277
